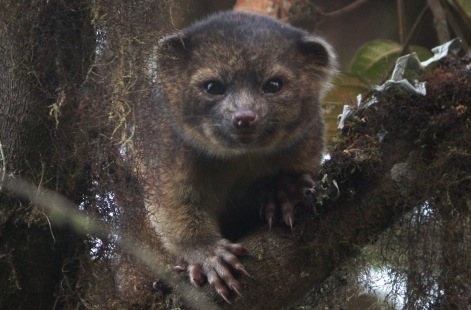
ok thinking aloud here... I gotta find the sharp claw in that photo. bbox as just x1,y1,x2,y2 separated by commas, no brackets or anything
219,290,232,304
174,258,187,272
236,264,251,278
301,173,316,188
173,265,186,273
190,277,201,287
304,187,315,197
231,284,242,297
286,214,293,230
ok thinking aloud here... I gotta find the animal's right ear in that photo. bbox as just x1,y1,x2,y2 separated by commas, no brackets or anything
158,33,187,60
298,36,336,70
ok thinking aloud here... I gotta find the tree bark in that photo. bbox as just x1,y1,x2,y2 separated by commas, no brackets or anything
198,57,471,308
0,1,95,308
216,131,420,309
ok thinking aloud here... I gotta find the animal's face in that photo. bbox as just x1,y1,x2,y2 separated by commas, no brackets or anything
157,12,336,158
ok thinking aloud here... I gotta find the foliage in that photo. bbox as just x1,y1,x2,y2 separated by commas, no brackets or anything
302,55,471,309
349,40,433,84
455,0,471,15
0,0,177,308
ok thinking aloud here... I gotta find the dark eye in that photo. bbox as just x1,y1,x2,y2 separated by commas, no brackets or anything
203,81,226,95
262,78,283,94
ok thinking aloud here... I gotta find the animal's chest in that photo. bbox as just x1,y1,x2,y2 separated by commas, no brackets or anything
197,156,273,196
189,159,273,237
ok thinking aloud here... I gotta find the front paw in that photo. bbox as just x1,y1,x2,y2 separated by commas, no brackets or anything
173,238,249,303
260,173,316,228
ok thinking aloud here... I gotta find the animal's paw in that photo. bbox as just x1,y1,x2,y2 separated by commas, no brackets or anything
259,173,315,228
173,239,249,303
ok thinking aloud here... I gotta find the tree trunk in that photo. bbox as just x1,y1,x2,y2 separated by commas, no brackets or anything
0,1,96,309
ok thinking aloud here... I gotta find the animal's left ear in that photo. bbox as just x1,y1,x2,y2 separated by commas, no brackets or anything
157,32,188,61
298,36,337,69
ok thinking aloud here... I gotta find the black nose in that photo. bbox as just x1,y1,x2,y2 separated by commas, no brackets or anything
232,111,258,129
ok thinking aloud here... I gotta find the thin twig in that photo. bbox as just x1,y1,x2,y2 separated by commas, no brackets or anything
450,0,471,28
427,0,450,43
396,0,406,45
2,176,220,310
321,0,369,17
401,4,429,54
0,140,5,191
442,0,470,51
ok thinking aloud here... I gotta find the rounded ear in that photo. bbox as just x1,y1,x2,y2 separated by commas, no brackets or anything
298,36,337,69
157,32,187,60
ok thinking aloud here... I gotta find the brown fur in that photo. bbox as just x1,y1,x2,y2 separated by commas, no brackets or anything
145,11,336,301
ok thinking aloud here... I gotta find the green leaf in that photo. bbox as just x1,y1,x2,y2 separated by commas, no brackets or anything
323,73,370,139
350,40,434,83
349,40,402,83
324,73,370,105
408,45,434,62
454,0,471,17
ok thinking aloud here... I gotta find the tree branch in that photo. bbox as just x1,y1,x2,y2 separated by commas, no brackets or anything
0,139,5,191
212,57,470,308
321,0,369,17
427,0,450,43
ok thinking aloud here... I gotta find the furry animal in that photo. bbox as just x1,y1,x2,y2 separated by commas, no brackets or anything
148,10,336,302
